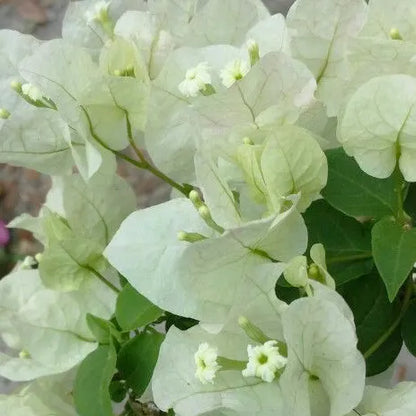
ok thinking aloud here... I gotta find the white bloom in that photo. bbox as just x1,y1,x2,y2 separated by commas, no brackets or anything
85,1,111,23
242,340,287,383
21,83,43,102
220,59,250,88
178,62,212,98
20,256,37,270
194,343,221,384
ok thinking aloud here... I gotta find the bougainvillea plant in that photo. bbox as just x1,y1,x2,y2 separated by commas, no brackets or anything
1,0,416,414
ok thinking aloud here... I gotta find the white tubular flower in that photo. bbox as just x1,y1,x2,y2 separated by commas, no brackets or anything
21,83,43,102
85,1,111,23
220,59,250,88
20,256,37,270
194,343,221,384
178,62,212,98
242,341,287,383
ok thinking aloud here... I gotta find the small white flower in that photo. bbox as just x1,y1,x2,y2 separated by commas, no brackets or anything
85,1,111,23
220,59,250,88
242,340,287,383
20,256,37,270
21,83,43,102
178,62,212,98
194,343,221,384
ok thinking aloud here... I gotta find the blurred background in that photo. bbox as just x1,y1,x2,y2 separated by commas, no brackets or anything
0,0,415,394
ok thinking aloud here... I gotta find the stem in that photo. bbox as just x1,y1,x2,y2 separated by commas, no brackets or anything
82,107,189,196
395,167,406,226
364,279,413,359
85,265,120,294
326,252,373,265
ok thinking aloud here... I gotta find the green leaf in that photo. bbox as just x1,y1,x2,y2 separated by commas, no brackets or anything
116,284,163,331
402,301,416,356
74,343,117,416
304,199,373,285
109,380,127,403
86,314,121,344
338,273,402,376
372,217,416,301
117,331,164,397
404,182,416,222
322,148,398,218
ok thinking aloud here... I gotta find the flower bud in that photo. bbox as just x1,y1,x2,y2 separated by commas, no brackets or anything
19,350,31,359
10,80,22,93
247,39,260,66
0,108,10,119
390,28,403,40
189,190,203,207
177,231,207,243
242,137,254,145
238,316,270,344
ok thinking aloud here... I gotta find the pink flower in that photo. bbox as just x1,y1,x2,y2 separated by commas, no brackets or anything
0,221,10,247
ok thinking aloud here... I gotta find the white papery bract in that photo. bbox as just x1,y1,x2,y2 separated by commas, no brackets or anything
0,270,115,381
0,371,77,416
339,74,416,181
4,0,416,414
105,197,307,327
152,283,364,416
348,382,416,416
85,0,111,23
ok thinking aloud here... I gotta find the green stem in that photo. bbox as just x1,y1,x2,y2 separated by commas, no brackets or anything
395,167,406,226
85,265,120,294
364,278,413,359
326,252,373,265
217,356,247,371
126,117,188,195
82,107,189,196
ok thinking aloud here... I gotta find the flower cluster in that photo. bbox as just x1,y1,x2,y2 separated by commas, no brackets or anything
0,0,416,415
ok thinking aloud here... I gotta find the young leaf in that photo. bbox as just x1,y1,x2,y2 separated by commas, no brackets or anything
116,284,163,331
402,301,416,356
86,313,121,344
338,273,402,376
74,343,117,416
372,217,416,301
323,148,398,218
117,331,164,397
304,199,373,285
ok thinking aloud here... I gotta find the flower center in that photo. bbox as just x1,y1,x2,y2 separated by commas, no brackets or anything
257,353,268,365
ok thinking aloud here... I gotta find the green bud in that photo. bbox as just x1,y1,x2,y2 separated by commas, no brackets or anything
238,316,270,344
247,39,260,66
189,190,203,207
308,263,325,284
390,28,403,40
177,231,207,243
0,108,10,119
242,136,254,145
198,204,225,234
10,80,22,93
19,349,31,359
34,252,43,263
200,84,216,96
198,205,211,221
113,69,122,77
